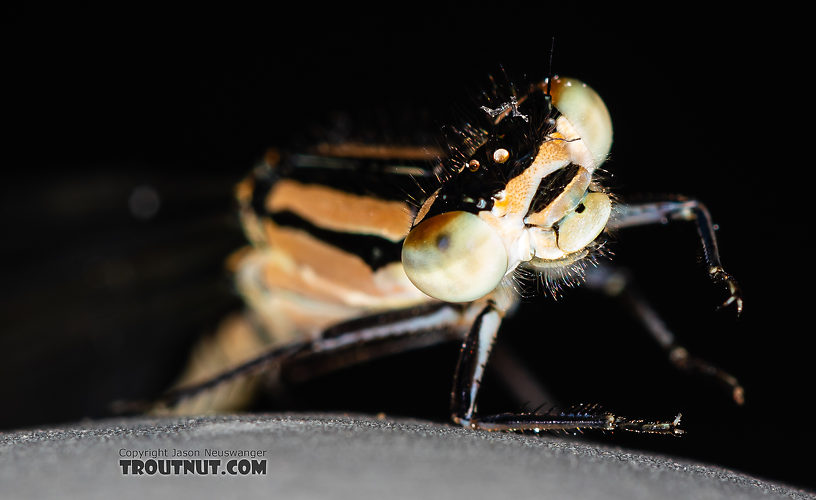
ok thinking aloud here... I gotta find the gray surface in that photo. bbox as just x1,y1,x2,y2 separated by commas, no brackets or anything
0,414,812,500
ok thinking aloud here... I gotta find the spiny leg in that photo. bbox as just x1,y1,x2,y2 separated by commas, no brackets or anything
585,265,744,405
449,302,683,435
609,199,743,315
123,302,476,413
278,303,468,383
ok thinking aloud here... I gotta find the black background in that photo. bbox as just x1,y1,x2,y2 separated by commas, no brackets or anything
2,4,813,493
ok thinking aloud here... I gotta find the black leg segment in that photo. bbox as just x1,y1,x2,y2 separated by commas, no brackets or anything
586,265,745,405
449,299,683,435
119,302,477,414
610,199,743,315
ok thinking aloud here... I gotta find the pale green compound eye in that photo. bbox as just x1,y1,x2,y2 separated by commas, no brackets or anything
402,211,508,303
550,77,613,167
556,192,612,253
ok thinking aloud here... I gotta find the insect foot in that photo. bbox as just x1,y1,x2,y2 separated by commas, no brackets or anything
709,266,744,317
465,405,684,436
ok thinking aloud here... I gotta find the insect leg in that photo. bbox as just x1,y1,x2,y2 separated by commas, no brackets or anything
154,302,477,411
279,302,472,382
449,301,682,435
450,301,503,427
585,265,745,405
609,199,743,315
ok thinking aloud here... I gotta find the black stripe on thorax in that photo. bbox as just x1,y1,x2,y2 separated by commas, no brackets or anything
285,153,437,202
248,153,438,221
268,210,404,271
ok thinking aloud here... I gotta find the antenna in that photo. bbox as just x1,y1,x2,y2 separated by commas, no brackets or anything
546,36,555,96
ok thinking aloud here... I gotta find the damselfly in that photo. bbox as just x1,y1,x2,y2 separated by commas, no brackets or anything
145,75,743,436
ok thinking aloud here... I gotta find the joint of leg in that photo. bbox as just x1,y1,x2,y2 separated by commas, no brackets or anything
669,346,689,367
708,266,724,276
452,415,472,428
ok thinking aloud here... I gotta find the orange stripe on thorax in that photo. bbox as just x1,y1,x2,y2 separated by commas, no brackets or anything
266,179,413,242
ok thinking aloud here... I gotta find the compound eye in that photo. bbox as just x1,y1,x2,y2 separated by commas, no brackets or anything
549,77,613,167
556,192,611,253
402,211,508,302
